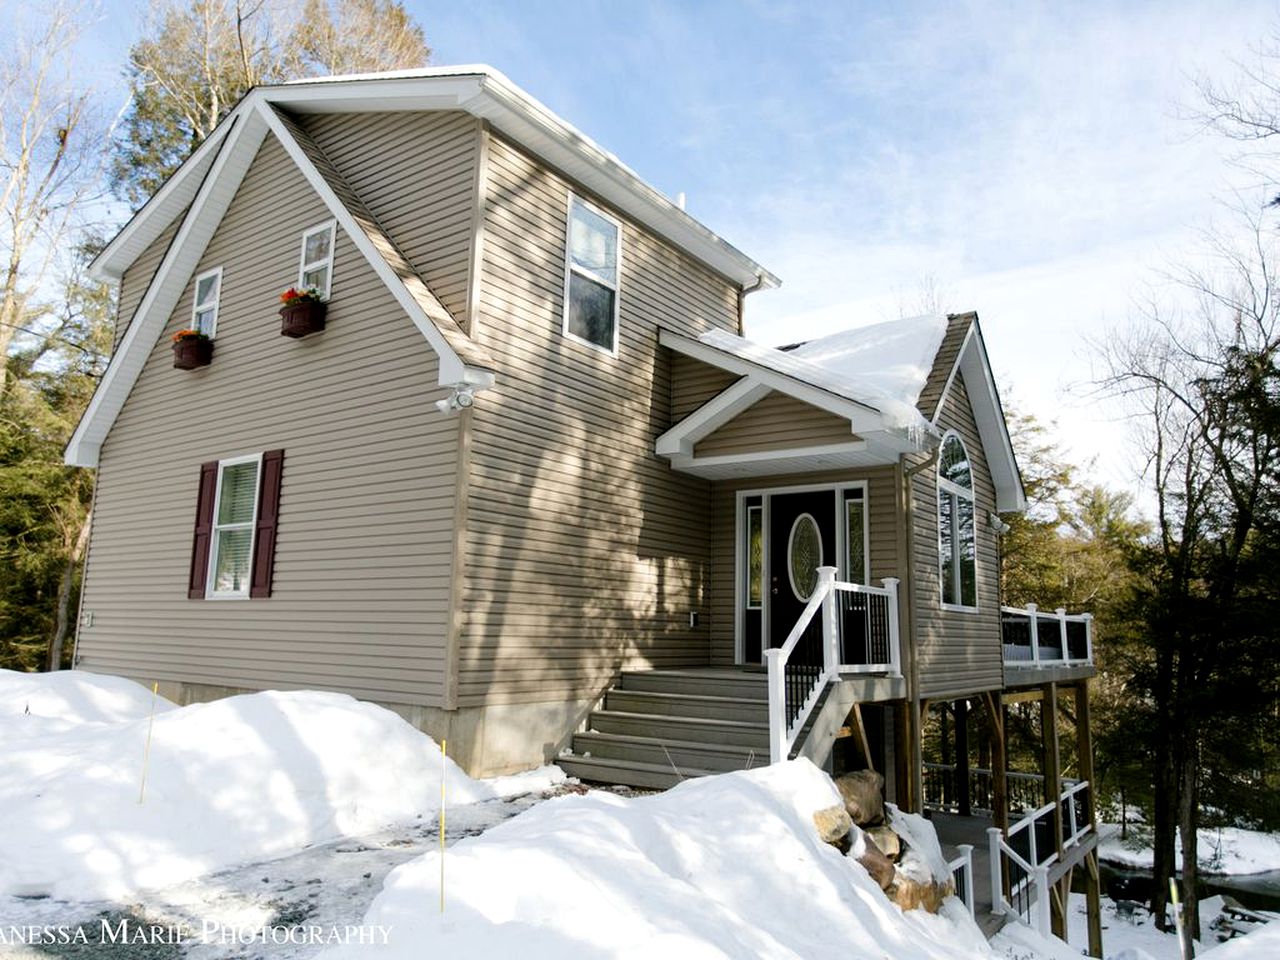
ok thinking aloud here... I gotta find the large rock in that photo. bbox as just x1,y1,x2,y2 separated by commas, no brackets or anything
812,805,853,851
835,769,885,826
864,824,902,861
855,834,896,891
889,874,954,913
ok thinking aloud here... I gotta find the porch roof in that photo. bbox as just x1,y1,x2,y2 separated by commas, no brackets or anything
656,327,938,479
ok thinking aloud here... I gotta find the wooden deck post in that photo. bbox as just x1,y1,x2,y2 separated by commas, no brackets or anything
1042,682,1066,939
984,691,1008,834
956,697,971,817
1076,680,1104,958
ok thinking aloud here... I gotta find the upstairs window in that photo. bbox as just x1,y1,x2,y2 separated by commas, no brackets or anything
192,268,222,337
938,432,977,609
298,221,336,299
563,194,620,354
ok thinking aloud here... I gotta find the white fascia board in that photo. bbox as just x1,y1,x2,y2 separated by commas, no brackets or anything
258,68,778,291
256,100,489,387
655,378,772,455
89,120,235,283
66,110,269,467
659,329,886,434
958,326,1026,513
671,440,870,471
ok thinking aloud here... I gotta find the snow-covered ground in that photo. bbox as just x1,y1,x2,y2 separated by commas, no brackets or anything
2,668,1273,959
1099,823,1280,876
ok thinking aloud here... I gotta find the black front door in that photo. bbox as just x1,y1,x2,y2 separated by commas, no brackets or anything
768,489,838,659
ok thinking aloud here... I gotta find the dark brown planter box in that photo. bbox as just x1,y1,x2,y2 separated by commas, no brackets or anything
172,337,213,370
280,299,327,338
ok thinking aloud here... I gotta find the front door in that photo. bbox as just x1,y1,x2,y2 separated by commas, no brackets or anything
767,489,838,660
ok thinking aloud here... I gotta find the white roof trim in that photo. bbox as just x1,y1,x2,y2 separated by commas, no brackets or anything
933,319,1026,513
67,110,268,467
659,330,891,435
91,66,777,291
66,98,492,467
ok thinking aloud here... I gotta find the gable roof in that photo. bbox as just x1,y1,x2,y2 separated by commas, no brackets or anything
89,66,778,292
657,312,1027,511
65,97,495,467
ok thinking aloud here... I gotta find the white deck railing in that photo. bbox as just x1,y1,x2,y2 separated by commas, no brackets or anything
987,778,1094,936
1001,604,1093,667
766,567,901,763
946,844,976,920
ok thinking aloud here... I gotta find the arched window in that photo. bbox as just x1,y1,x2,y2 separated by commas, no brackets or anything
938,432,977,608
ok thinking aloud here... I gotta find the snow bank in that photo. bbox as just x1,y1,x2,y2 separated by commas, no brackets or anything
1199,922,1280,959
322,760,995,960
1100,825,1280,876
0,685,503,900
0,668,175,734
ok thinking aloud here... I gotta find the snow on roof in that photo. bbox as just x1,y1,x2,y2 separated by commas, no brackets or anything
699,312,949,430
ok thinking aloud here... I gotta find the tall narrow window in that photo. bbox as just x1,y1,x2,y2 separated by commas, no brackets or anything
844,488,867,585
746,504,763,609
298,221,336,299
938,432,977,608
209,456,261,598
192,268,222,337
563,194,620,353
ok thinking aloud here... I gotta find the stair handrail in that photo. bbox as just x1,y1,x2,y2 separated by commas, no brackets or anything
766,566,839,763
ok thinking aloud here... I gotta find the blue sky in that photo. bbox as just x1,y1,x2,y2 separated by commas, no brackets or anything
76,0,1278,500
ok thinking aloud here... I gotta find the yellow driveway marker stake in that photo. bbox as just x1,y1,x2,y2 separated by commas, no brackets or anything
440,739,446,913
138,681,159,804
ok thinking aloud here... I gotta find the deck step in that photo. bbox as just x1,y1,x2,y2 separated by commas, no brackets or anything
556,754,718,790
587,710,770,748
604,689,769,723
618,669,768,699
570,731,767,773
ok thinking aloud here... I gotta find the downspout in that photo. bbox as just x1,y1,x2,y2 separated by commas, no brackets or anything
737,272,768,336
902,445,939,812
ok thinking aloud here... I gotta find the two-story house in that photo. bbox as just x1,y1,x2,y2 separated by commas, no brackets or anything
66,66,1101,948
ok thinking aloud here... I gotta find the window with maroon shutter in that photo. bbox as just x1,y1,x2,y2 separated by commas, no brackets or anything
188,461,219,598
188,450,284,599
250,449,284,598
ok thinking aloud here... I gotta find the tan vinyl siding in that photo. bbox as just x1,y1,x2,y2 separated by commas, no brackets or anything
708,467,903,666
917,313,972,420
909,371,1003,699
456,132,741,706
113,217,183,354
77,132,459,706
695,390,855,456
299,111,480,325
670,353,738,423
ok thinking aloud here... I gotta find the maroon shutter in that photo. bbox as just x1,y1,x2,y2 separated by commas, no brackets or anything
250,449,285,598
188,461,219,599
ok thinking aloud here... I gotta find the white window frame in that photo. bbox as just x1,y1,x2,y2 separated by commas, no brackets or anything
937,430,979,612
561,191,622,357
207,452,263,600
191,267,223,338
297,219,337,300
844,488,870,586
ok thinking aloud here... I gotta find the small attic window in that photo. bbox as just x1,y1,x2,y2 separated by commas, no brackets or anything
562,193,620,355
192,268,222,337
298,220,336,299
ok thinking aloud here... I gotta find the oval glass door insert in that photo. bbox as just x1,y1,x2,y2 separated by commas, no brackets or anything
787,513,823,600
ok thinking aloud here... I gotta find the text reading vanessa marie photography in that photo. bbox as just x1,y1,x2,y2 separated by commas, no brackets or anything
0,919,394,947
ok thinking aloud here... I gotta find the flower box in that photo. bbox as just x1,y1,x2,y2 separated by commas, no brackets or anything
172,332,213,369
279,299,327,338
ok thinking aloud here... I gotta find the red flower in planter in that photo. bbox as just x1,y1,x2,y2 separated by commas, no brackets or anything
280,286,323,306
